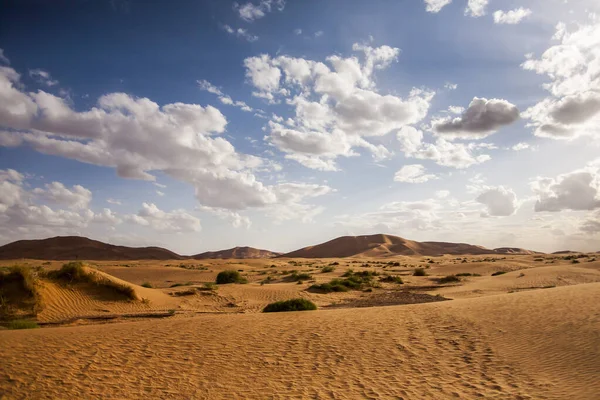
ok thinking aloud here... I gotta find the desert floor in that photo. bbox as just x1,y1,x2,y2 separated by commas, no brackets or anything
1,254,599,399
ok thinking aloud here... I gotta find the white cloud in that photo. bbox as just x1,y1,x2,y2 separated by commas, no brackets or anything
127,203,201,233
522,20,600,139
0,49,9,65
398,126,493,169
29,69,58,87
424,0,452,13
197,205,251,229
294,28,302,35
476,186,518,216
444,82,458,90
432,97,520,139
107,198,122,205
0,65,331,215
581,210,600,234
222,25,258,42
394,164,437,183
0,170,119,236
465,0,488,17
314,31,324,37
198,79,254,112
234,0,285,22
531,160,600,212
512,142,530,151
493,8,532,25
32,182,92,210
245,44,434,170
156,190,165,196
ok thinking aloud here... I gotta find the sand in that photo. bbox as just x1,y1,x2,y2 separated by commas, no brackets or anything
1,254,599,399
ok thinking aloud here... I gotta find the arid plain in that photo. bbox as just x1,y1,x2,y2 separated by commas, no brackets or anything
1,235,599,399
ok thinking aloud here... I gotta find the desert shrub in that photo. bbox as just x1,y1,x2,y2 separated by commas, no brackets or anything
0,266,43,319
491,271,507,276
49,262,137,300
321,266,336,273
263,298,317,313
379,275,404,284
572,259,580,264
455,273,481,277
413,268,428,276
289,272,312,282
439,275,461,284
6,319,39,330
260,276,274,285
197,282,218,291
141,282,153,288
172,288,196,296
216,270,247,284
310,270,377,293
329,262,340,266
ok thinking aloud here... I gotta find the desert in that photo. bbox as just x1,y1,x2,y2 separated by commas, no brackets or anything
1,235,599,399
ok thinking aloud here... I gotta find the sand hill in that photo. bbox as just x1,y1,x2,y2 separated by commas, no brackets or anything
0,236,182,261
281,234,496,258
192,246,280,259
493,247,542,255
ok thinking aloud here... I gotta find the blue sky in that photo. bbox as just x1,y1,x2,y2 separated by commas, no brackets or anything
1,0,600,254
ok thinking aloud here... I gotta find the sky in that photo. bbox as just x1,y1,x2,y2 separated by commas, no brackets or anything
1,0,600,254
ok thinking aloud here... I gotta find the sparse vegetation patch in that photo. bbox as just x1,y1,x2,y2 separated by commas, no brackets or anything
263,298,317,313
216,270,248,284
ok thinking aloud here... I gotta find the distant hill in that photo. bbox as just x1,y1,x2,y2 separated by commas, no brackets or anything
494,247,543,255
192,246,280,259
280,234,496,258
0,236,182,260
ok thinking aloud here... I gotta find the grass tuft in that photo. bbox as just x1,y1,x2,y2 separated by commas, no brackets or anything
379,275,404,284
6,319,39,330
263,298,317,313
141,282,153,288
491,271,507,276
438,275,461,284
413,268,428,276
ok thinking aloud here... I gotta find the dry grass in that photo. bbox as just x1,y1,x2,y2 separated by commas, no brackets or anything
0,265,43,320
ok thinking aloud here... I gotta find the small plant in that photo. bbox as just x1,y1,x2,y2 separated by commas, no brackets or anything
491,271,507,276
379,275,404,284
6,319,40,329
455,273,481,277
572,259,580,264
439,275,461,284
289,272,312,281
260,276,274,285
141,282,153,288
263,298,317,313
321,266,336,273
216,270,247,284
413,268,427,276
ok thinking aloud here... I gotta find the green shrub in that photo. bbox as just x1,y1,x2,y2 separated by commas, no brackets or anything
455,273,481,277
216,270,248,284
309,270,377,293
263,298,317,313
379,275,404,284
571,259,580,264
289,272,312,281
491,271,507,276
141,282,153,288
439,275,461,284
6,319,39,330
413,268,428,276
321,266,336,273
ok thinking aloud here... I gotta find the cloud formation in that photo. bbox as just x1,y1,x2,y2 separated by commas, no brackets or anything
234,0,285,22
493,8,532,25
424,0,452,13
394,164,437,183
432,97,520,139
476,186,518,216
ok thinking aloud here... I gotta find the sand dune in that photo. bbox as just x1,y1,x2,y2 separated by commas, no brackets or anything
192,246,280,259
0,236,182,260
1,283,598,399
281,234,497,258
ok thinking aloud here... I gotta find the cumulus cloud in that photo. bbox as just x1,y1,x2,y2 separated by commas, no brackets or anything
432,97,520,138
581,210,600,234
424,0,452,13
512,142,530,151
493,8,532,25
234,0,285,21
398,126,493,169
244,44,434,170
0,169,119,237
476,186,518,216
127,203,201,233
531,161,600,212
465,0,488,17
522,20,600,139
32,182,92,210
0,65,332,215
394,164,437,183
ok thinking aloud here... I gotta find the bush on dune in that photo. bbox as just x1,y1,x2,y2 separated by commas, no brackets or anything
48,262,137,300
0,265,43,319
6,319,39,330
216,270,248,284
309,270,379,293
413,268,428,276
263,298,317,313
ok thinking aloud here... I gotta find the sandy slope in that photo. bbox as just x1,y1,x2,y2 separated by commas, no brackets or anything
1,283,598,399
